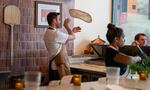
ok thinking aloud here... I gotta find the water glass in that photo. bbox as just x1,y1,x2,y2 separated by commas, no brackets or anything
106,67,120,85
24,71,41,90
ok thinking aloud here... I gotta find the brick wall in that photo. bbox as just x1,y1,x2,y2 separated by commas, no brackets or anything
0,0,74,89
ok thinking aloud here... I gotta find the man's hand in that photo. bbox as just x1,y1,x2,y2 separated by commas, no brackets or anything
63,18,81,35
132,40,140,46
72,26,81,33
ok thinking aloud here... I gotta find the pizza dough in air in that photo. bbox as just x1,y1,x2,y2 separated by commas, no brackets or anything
69,9,92,23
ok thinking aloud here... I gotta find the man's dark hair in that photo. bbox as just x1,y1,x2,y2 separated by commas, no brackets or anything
47,12,60,25
134,33,146,40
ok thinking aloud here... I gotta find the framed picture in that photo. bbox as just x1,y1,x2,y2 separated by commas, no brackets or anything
112,0,150,45
35,1,62,28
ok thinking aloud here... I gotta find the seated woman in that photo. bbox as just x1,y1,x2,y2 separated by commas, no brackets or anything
105,23,141,75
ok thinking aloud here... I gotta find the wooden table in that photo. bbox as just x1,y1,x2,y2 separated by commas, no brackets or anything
38,78,150,90
98,78,150,90
39,82,109,90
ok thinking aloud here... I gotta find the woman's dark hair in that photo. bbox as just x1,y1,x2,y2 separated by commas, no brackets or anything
106,23,124,44
134,33,146,40
47,12,60,25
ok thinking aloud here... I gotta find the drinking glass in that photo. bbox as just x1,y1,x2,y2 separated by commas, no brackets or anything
106,67,120,85
24,71,41,90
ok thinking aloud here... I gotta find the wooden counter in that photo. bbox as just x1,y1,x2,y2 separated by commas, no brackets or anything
70,63,105,73
70,63,106,82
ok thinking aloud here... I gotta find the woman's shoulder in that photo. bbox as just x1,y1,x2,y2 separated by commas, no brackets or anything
106,46,119,55
106,46,117,51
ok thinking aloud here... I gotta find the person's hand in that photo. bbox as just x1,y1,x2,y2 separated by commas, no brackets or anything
132,56,141,63
72,26,81,33
63,18,70,27
132,40,140,46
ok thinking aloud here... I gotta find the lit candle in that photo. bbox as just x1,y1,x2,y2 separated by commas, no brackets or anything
73,74,81,86
139,71,147,80
15,79,23,90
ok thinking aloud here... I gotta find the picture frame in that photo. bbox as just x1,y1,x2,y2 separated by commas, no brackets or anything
111,0,150,45
35,1,62,28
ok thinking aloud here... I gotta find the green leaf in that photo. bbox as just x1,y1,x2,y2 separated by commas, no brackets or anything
129,56,150,73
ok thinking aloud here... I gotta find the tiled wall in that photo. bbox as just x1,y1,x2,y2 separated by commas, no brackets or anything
0,0,74,89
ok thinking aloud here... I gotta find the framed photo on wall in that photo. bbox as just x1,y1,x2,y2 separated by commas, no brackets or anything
35,1,62,28
112,0,150,45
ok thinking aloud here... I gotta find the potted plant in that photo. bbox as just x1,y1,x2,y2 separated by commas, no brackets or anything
129,55,150,80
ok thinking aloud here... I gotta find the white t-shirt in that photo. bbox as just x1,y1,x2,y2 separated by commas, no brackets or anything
44,28,68,70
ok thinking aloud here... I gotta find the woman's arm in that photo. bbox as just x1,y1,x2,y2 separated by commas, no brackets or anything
114,52,141,64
